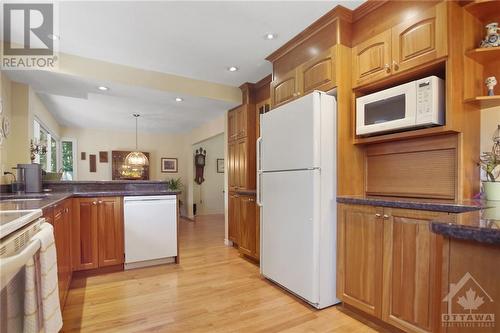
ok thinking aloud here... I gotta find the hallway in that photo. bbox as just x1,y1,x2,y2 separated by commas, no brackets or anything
62,215,380,332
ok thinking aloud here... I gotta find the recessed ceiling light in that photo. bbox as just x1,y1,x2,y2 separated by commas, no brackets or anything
265,33,276,40
228,66,238,72
48,33,59,40
97,86,109,91
175,97,183,102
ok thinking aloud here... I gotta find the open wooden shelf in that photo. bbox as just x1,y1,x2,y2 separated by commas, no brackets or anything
464,95,500,108
464,0,500,21
465,47,500,64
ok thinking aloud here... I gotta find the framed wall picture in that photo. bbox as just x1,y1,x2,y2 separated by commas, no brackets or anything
99,151,108,163
217,158,224,173
161,158,178,173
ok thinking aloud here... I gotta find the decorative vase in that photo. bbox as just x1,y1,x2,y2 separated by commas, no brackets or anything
483,181,500,201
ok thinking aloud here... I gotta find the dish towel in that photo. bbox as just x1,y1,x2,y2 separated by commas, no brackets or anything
25,223,62,333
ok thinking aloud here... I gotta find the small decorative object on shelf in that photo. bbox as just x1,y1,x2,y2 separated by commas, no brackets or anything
485,76,497,96
30,139,47,163
480,22,499,48
479,125,500,201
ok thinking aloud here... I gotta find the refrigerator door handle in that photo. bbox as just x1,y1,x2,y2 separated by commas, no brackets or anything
256,136,263,207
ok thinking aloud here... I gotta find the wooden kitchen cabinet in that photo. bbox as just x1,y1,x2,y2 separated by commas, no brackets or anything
338,204,447,333
228,138,255,192
72,198,99,270
271,68,299,108
298,47,336,95
352,30,392,87
73,196,124,271
337,204,384,317
227,104,256,143
391,3,447,74
228,109,237,142
381,208,444,333
238,195,258,260
228,193,240,243
352,2,447,87
43,198,73,308
97,197,124,267
271,47,336,108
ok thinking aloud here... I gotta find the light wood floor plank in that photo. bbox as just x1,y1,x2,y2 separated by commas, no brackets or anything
62,214,382,332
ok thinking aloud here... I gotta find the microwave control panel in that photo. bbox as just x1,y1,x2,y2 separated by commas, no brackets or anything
415,76,444,125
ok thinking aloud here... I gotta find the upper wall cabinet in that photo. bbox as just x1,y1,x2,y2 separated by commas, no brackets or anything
299,47,336,95
352,2,447,88
271,69,298,109
227,104,256,143
352,30,392,87
271,47,336,108
391,3,447,74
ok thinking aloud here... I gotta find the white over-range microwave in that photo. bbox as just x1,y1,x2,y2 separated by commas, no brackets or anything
356,76,445,136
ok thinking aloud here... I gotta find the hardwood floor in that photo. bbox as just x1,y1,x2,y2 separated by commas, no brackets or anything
62,214,382,332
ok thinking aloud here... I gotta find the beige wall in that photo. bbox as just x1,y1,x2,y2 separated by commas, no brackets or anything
480,106,500,152
61,126,188,181
183,115,225,219
192,133,225,215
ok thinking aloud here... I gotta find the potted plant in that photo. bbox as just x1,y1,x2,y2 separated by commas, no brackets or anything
166,177,184,207
479,150,500,200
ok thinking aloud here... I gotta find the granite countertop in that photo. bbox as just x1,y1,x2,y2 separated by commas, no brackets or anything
337,195,499,245
430,201,500,245
0,190,180,211
336,195,484,213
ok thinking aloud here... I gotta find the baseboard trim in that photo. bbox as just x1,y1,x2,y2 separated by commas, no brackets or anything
224,239,233,246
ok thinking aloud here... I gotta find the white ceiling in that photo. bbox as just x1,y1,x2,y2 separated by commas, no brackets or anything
5,1,366,133
56,1,364,86
7,70,236,133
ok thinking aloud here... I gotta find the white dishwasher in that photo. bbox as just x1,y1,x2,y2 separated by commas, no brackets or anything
123,195,177,269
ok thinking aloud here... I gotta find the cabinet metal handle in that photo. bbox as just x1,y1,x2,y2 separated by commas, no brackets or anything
392,60,399,71
248,198,255,202
384,63,390,73
92,201,97,205
292,93,297,97
375,213,381,218
383,214,389,219
98,201,103,204
296,91,301,96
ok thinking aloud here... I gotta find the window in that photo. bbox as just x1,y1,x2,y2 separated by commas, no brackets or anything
61,138,77,180
33,119,58,172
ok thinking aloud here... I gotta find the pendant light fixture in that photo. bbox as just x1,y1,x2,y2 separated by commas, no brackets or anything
124,114,149,167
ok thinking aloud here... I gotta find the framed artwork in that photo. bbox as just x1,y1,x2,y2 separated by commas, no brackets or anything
99,151,108,163
161,158,178,173
217,158,224,173
81,152,86,160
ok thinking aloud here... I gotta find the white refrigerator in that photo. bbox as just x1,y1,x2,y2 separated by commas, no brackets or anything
257,91,339,309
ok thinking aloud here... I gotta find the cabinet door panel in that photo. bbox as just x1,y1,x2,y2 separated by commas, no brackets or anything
228,194,240,243
228,110,237,142
98,197,124,267
236,106,247,139
238,195,257,258
271,70,297,108
228,143,237,191
391,3,447,73
73,198,99,270
237,140,248,189
338,205,384,317
382,208,444,333
300,48,336,94
352,30,391,87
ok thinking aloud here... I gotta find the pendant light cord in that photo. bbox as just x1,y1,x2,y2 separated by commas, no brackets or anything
135,116,138,149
